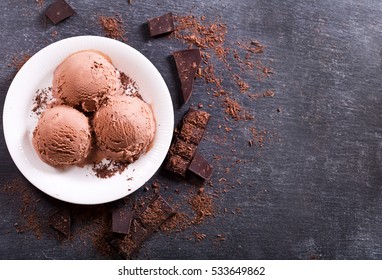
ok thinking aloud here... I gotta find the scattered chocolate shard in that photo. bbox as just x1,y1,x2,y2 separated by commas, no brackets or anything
45,0,75,25
183,108,211,129
170,138,197,160
48,208,71,238
173,49,202,103
164,154,190,177
188,151,213,180
179,122,205,144
139,194,176,230
112,205,133,235
148,12,175,37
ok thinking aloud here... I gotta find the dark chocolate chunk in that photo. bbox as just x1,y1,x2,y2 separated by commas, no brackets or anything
45,0,75,25
179,122,205,144
183,108,211,129
109,219,148,259
188,151,213,180
170,138,197,160
110,195,175,259
112,205,133,235
48,208,71,238
173,49,202,103
138,195,176,230
148,12,175,37
164,154,190,177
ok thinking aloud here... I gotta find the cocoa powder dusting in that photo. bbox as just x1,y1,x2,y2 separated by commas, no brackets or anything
99,15,126,41
2,179,44,239
8,53,32,73
172,14,274,146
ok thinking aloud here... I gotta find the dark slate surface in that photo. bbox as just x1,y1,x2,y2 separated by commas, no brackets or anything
1,0,382,260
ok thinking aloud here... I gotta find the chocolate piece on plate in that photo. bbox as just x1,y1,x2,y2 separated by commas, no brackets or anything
164,154,190,177
188,151,213,180
48,208,71,238
45,0,75,25
148,12,175,37
112,205,133,235
173,49,202,103
170,138,197,160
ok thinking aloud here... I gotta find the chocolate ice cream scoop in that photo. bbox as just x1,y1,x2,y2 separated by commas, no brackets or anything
52,50,122,112
93,95,156,162
32,105,92,166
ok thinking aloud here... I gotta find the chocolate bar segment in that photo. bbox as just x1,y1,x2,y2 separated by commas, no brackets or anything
183,108,211,129
112,205,133,235
148,12,175,37
170,138,197,160
188,151,213,180
173,49,202,103
164,154,190,177
45,0,75,25
48,208,71,238
179,122,205,145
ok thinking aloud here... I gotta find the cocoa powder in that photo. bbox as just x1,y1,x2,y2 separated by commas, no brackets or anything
99,15,126,41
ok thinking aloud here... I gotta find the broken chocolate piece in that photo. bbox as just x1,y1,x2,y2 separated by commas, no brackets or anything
164,154,190,177
188,151,213,180
109,219,148,259
163,108,211,177
170,138,197,160
45,0,75,25
179,122,205,144
48,208,71,238
112,205,133,235
173,49,201,103
139,195,176,230
183,108,211,129
110,196,175,259
148,12,175,37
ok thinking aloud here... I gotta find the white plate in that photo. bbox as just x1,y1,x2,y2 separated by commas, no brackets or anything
3,36,174,205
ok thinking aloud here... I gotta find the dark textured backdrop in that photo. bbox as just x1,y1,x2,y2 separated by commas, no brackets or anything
1,0,382,260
